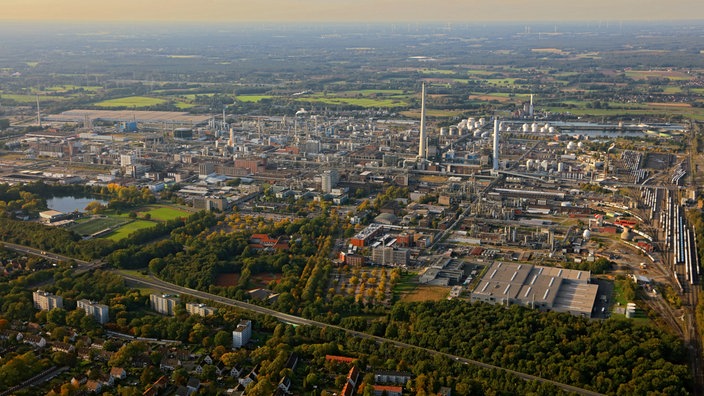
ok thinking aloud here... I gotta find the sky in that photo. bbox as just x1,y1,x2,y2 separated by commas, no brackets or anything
2,0,702,23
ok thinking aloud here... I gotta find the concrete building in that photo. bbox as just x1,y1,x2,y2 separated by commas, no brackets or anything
321,169,340,193
232,319,252,348
150,294,180,316
33,290,63,311
77,299,110,324
470,262,598,317
185,303,217,317
371,246,409,266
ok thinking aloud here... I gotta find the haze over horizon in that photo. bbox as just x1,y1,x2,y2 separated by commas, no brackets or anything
2,0,703,23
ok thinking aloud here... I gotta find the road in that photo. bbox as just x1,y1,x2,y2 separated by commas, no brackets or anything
0,241,103,274
119,271,605,396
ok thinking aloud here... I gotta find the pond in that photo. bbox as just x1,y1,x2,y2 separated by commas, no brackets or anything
46,196,108,213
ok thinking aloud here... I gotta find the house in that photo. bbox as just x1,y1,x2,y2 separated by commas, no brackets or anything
278,376,291,393
110,367,127,381
437,386,452,396
143,375,169,396
51,342,75,353
86,380,102,394
373,385,403,396
340,366,360,396
325,354,356,364
22,334,46,348
71,375,87,387
175,386,189,396
186,377,201,394
160,357,181,371
374,370,412,385
248,234,290,251
238,365,259,387
214,360,227,376
230,364,243,378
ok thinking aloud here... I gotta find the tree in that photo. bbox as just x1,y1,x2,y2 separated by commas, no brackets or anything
214,330,232,348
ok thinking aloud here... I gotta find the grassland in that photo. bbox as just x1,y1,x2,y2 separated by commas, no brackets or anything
106,220,156,241
297,96,407,108
137,206,191,222
235,95,274,103
93,96,167,108
400,285,450,302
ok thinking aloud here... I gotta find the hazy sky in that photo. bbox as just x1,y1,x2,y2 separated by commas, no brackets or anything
2,0,702,22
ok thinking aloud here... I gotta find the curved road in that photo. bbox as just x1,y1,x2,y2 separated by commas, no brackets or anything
119,271,604,396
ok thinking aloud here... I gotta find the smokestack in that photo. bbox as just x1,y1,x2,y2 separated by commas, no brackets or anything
493,118,500,171
529,94,534,117
418,82,427,160
36,95,42,127
229,127,235,148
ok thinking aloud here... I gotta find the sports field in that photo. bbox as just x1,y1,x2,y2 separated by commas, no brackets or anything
68,217,129,237
106,220,156,241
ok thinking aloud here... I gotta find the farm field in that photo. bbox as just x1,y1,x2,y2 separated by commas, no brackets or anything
94,96,167,108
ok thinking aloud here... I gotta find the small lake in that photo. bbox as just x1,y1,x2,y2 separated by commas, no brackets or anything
46,196,108,213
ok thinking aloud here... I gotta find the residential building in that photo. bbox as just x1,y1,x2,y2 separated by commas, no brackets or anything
33,290,63,311
232,319,252,348
150,294,180,316
77,299,110,324
185,303,217,317
321,169,339,193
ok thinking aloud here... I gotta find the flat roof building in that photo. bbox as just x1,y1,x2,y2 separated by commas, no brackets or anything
77,299,109,324
232,319,252,349
33,290,63,311
471,262,598,317
150,294,180,316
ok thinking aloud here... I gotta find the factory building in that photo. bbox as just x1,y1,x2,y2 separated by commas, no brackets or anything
471,262,598,317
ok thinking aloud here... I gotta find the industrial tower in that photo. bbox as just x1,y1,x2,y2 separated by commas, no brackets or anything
492,118,500,172
418,82,427,160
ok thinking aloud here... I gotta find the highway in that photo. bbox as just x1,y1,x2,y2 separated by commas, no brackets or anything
119,271,605,396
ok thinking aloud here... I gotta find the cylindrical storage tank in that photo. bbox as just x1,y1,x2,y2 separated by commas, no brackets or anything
522,123,530,132
583,229,592,240
557,162,564,172
531,123,539,133
548,126,556,133
440,127,447,136
567,141,577,150
479,118,486,126
526,159,534,170
541,160,549,171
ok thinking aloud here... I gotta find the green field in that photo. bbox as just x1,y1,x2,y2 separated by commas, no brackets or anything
107,220,157,241
138,206,190,222
68,216,129,236
94,96,167,108
235,95,273,103
0,93,45,103
297,96,408,108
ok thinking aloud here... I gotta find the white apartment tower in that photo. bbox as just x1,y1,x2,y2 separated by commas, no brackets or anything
321,169,339,193
33,290,63,311
149,294,180,316
232,319,252,348
77,299,110,324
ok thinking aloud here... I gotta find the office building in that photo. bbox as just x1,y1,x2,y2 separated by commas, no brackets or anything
150,294,180,316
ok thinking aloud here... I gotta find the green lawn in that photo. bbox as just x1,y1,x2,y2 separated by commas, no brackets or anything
140,206,190,222
68,216,129,236
94,96,167,108
106,220,157,241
